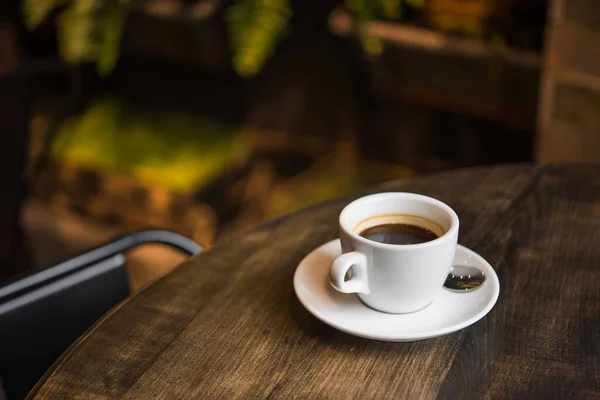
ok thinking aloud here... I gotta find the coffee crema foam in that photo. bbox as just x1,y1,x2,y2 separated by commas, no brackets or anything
353,214,445,238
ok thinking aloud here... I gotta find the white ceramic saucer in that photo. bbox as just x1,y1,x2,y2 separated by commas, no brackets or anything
293,239,500,342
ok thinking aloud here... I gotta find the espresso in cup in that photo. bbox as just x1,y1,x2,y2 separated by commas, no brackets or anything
356,214,443,245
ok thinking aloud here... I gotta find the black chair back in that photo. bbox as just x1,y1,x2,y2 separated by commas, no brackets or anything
0,255,128,399
0,230,201,400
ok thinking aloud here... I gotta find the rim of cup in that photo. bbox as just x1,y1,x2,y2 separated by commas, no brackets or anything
339,192,459,250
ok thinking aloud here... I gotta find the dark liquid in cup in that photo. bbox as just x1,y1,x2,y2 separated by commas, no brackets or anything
359,223,439,245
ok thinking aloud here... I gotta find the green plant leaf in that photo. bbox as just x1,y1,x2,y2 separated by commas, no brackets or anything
52,98,249,191
379,0,402,20
97,2,128,75
23,0,67,29
227,0,291,78
57,5,96,63
55,0,129,74
405,0,424,8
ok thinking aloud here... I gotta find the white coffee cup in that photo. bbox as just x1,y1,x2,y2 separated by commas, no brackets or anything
329,192,459,314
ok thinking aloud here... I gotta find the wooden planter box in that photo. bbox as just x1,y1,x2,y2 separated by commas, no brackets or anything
329,9,539,167
33,145,324,247
330,9,541,128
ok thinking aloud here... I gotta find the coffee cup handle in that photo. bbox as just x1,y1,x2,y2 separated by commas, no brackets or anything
329,252,370,294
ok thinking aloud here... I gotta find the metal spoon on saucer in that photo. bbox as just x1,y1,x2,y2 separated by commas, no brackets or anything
443,265,486,292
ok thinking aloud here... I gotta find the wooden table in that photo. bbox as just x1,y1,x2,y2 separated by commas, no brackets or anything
31,165,600,399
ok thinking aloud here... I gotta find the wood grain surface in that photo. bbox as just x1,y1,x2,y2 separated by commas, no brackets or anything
30,165,600,399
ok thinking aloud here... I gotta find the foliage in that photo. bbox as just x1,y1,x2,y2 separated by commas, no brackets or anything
23,0,65,28
24,0,130,75
226,0,291,78
52,98,249,191
344,0,424,57
23,0,425,77
23,0,293,78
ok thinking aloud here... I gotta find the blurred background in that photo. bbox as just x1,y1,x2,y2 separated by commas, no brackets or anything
0,0,597,290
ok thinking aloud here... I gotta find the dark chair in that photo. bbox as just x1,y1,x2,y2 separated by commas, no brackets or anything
0,230,202,400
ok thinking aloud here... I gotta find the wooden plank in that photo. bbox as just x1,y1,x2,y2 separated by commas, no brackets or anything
538,80,600,162
329,9,541,68
536,0,600,162
539,122,600,163
551,22,600,78
564,0,600,28
554,70,600,93
537,121,582,162
553,83,600,132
